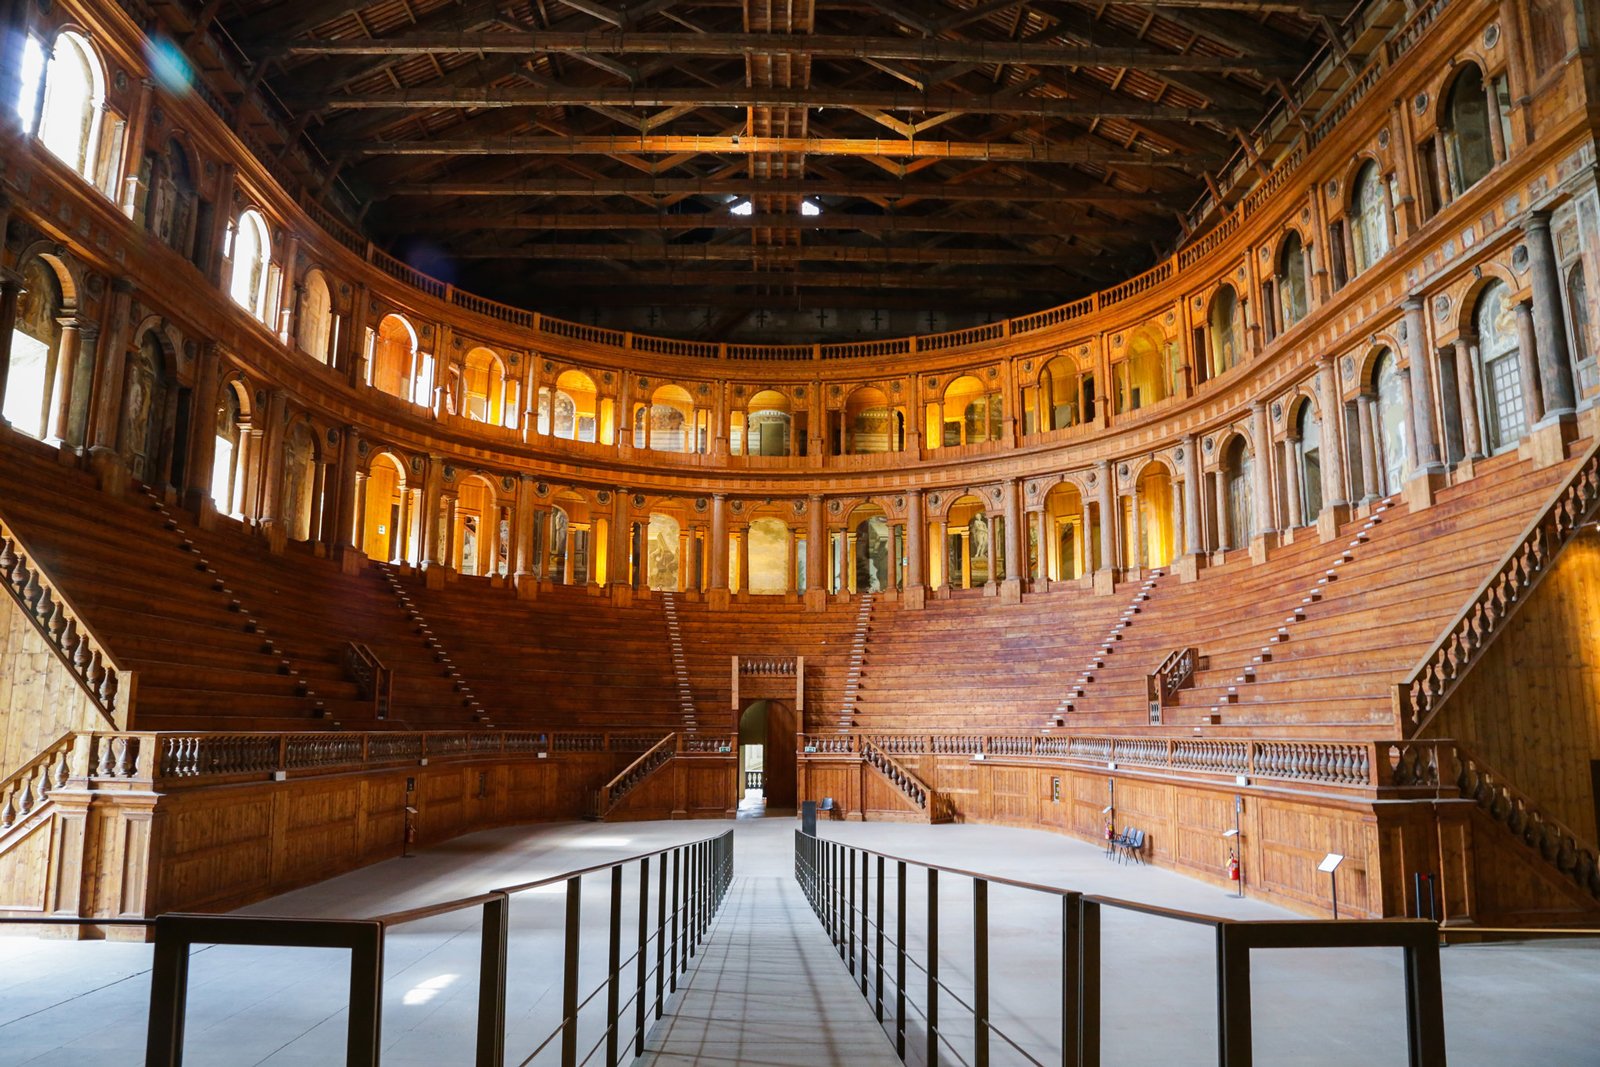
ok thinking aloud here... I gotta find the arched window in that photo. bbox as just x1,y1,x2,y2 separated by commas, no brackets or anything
1444,65,1494,194
1296,402,1323,523
1208,285,1240,377
1566,263,1593,367
1350,161,1391,275
1117,329,1167,414
1373,350,1409,495
210,385,246,517
1277,232,1309,329
34,33,106,183
462,348,508,425
745,390,792,456
1474,281,1525,453
842,387,896,454
3,259,64,440
931,375,999,448
1223,438,1253,549
371,314,418,401
551,370,598,442
229,210,272,321
296,270,334,365
646,385,695,453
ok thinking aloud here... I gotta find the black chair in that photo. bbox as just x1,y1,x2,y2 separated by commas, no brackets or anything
820,797,839,820
1121,828,1147,864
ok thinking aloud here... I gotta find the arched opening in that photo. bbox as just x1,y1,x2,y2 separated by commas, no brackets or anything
1350,161,1391,276
4,258,64,439
1373,349,1409,495
1133,464,1177,569
944,495,993,589
296,270,334,365
646,513,682,591
1042,482,1086,580
846,505,892,594
228,209,272,322
144,138,197,259
932,375,1000,448
361,453,409,563
739,699,796,810
842,386,898,454
745,517,791,595
462,348,509,426
453,476,500,576
1473,281,1525,453
120,333,171,486
547,370,600,443
1221,437,1253,550
1208,285,1240,378
1115,328,1168,415
281,422,319,542
1038,355,1092,431
371,314,420,404
1277,232,1309,329
33,32,107,184
1444,64,1494,194
744,390,791,457
643,384,696,453
548,493,594,584
210,384,247,518
1295,400,1324,524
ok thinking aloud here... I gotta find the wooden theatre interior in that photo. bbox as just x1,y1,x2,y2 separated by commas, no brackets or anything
1,0,1599,934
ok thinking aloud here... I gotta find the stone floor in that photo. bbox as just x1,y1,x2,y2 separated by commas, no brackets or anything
0,817,1594,1065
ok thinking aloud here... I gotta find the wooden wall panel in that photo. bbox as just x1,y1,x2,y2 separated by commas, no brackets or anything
0,595,109,780
1432,533,1600,843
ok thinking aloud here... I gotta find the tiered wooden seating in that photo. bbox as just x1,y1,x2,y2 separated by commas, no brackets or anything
0,437,326,730
848,587,1127,733
394,579,682,732
670,596,860,729
1065,449,1579,735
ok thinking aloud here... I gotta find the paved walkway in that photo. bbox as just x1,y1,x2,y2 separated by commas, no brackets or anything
635,872,901,1066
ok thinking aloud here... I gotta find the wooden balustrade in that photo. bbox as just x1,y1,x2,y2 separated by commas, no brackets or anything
0,520,131,727
1146,647,1199,722
599,733,678,813
0,734,78,833
341,642,392,719
859,739,954,823
1397,441,1600,736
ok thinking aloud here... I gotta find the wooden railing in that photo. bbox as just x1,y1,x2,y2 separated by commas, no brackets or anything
0,519,131,727
341,642,392,719
1376,739,1600,902
0,734,78,836
803,732,1384,790
598,732,677,814
1146,647,1199,720
860,740,952,822
738,656,796,676
1397,440,1600,737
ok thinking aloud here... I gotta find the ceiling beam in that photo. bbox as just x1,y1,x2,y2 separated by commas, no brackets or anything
373,176,1155,202
384,210,1129,236
447,241,1095,265
265,31,1301,75
339,134,1223,167
296,85,1257,125
498,266,1078,290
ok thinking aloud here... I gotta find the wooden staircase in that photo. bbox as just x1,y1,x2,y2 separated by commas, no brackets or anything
379,564,492,726
861,738,953,823
1047,569,1165,728
661,591,698,734
838,593,873,731
590,732,678,820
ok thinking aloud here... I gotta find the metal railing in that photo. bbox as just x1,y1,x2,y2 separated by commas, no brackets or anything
794,830,1445,1067
3,829,733,1066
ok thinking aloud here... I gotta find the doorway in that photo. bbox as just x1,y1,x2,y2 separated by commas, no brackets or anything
739,700,797,813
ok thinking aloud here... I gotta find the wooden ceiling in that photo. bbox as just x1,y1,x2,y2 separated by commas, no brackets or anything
207,0,1360,329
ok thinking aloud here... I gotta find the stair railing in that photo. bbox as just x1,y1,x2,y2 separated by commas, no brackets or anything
1396,439,1600,737
0,519,132,727
0,734,79,837
597,732,678,814
342,642,393,719
1146,646,1199,722
860,739,952,821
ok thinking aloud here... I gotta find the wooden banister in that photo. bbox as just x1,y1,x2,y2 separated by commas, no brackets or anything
597,732,678,814
0,734,79,835
1396,439,1600,737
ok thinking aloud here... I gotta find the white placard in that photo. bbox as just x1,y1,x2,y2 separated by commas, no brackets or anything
1318,853,1344,873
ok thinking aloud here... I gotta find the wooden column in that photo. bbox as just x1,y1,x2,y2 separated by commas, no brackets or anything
1402,296,1445,474
1512,299,1546,425
1001,477,1022,586
119,79,156,217
334,428,361,549
709,493,728,590
514,476,536,580
1214,470,1232,551
1182,435,1203,556
1525,211,1578,419
46,317,82,447
1456,339,1484,459
1250,401,1275,536
1096,460,1115,576
1317,357,1349,511
805,494,824,592
420,457,443,568
277,234,302,345
182,342,222,512
257,390,289,531
610,488,630,587
1284,436,1304,529
88,279,134,456
904,489,924,593
1355,392,1381,502
1032,507,1048,581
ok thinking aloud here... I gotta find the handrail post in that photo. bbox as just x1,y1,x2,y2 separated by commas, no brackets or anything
875,854,885,1021
860,849,870,997
847,847,857,972
655,851,668,1017
1061,893,1082,1067
974,878,989,1067
927,868,940,1067
896,860,908,1060
606,865,622,1067
1080,899,1101,1067
561,876,582,1067
475,893,509,1067
635,857,649,1057
669,848,680,989
1217,924,1251,1067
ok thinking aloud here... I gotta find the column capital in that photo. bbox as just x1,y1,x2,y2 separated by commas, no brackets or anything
1522,208,1554,234
1400,293,1426,313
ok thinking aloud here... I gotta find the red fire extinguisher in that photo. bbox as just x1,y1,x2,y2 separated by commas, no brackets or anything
1227,850,1240,881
